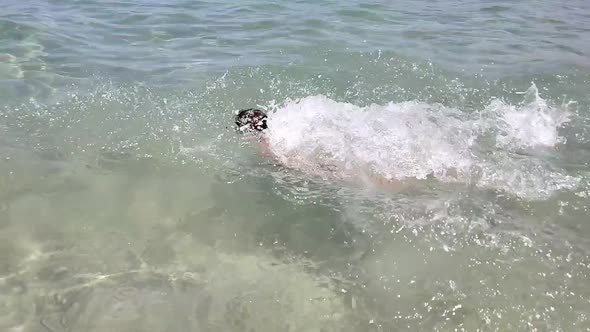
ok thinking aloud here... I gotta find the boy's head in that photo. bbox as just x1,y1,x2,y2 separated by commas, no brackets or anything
235,108,268,132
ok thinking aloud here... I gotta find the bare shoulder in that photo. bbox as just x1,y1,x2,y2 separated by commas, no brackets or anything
259,136,275,159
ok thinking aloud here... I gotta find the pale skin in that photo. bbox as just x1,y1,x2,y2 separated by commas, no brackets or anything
257,135,410,191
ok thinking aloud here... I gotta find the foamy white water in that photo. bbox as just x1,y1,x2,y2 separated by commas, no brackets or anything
266,84,579,200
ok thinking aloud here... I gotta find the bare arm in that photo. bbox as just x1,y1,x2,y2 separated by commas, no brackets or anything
358,171,410,191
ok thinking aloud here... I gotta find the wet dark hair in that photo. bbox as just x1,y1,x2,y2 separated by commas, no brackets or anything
235,108,268,132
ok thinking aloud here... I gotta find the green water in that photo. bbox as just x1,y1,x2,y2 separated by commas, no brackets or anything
1,1,590,331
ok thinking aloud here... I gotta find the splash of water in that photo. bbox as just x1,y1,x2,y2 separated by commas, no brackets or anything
479,83,572,149
265,84,579,200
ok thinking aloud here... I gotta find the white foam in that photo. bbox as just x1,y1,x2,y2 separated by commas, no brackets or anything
478,83,571,149
265,84,578,199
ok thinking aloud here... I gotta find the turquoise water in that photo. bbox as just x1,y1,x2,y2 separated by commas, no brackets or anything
1,1,590,331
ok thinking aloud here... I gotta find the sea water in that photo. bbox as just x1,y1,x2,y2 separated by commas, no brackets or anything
1,0,590,331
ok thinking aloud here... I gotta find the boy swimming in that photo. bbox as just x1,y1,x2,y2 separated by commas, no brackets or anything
234,108,408,190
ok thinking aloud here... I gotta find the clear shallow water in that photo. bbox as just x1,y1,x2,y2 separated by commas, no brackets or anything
1,0,590,331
